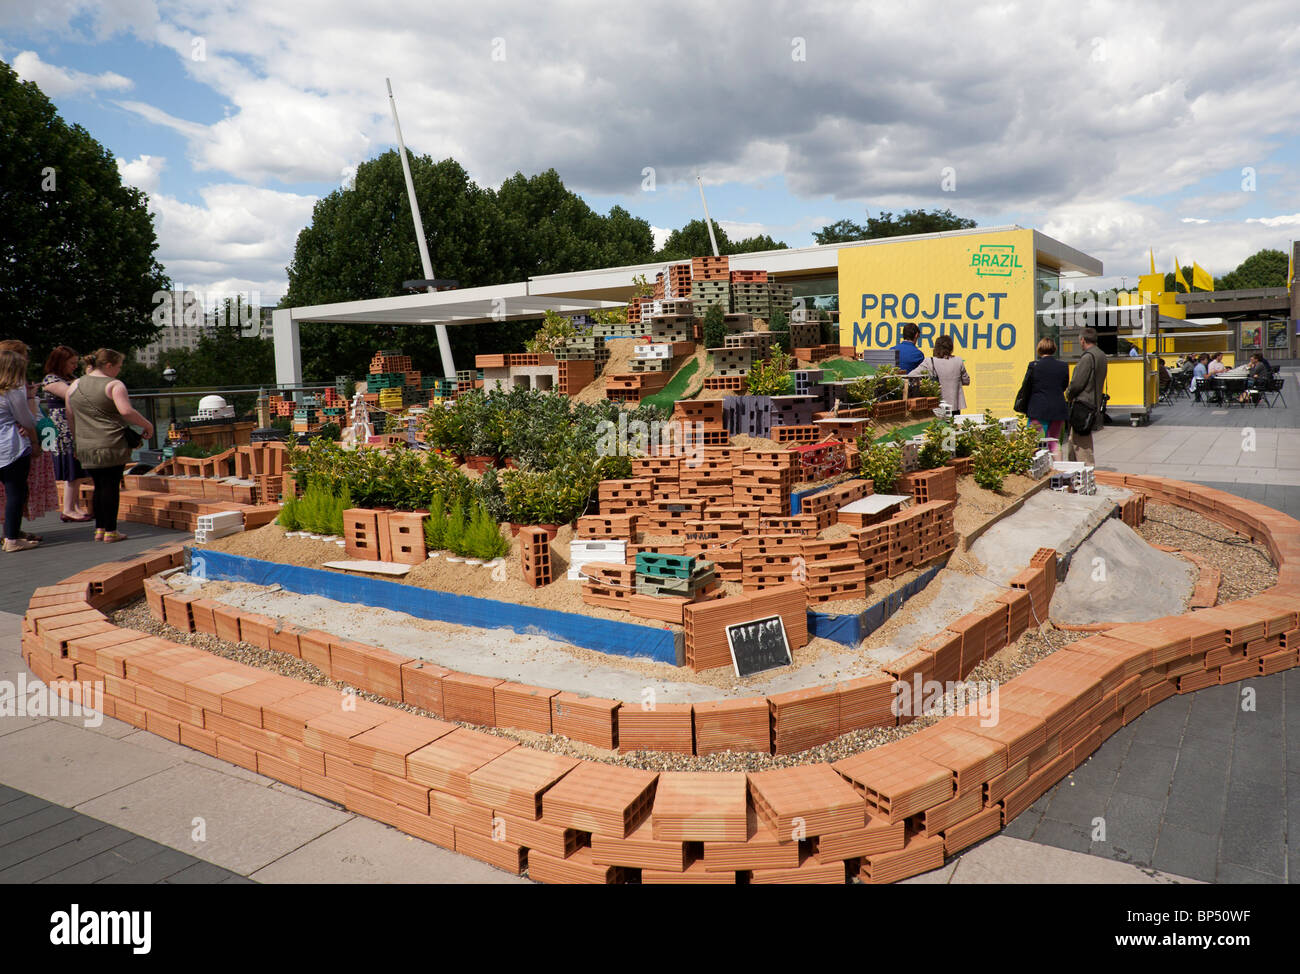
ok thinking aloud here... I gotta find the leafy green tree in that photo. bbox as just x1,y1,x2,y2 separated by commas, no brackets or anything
768,309,790,353
813,208,977,244
0,60,169,358
654,219,788,262
283,152,653,380
1214,248,1289,290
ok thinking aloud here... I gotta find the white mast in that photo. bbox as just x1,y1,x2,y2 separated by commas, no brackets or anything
387,79,457,380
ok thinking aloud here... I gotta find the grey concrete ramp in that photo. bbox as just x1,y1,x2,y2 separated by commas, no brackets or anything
968,486,1129,584
1050,518,1195,625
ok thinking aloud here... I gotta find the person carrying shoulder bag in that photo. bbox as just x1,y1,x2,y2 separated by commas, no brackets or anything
1065,327,1108,465
65,348,154,543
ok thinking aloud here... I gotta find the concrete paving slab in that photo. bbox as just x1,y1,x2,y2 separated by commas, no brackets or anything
912,835,1198,884
0,720,180,807
250,816,530,884
74,762,351,875
118,729,275,787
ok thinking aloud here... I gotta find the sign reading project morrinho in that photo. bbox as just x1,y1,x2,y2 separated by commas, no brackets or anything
840,228,1036,414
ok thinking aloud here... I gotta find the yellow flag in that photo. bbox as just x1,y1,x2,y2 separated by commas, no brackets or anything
1175,257,1192,292
1192,262,1214,292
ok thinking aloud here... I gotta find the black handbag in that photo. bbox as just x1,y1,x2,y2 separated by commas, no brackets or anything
1068,398,1095,436
1013,362,1034,414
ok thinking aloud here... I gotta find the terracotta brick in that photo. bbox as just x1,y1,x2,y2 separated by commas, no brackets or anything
467,748,581,820
401,659,451,716
442,672,503,726
454,827,526,875
769,685,840,755
406,728,518,797
541,762,657,838
347,715,456,778
493,682,556,734
329,639,405,700
302,705,390,758
617,703,695,754
551,692,620,750
694,696,771,755
749,763,867,840
651,772,748,842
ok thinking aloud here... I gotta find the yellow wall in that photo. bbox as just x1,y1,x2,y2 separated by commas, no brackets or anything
840,228,1037,413
1072,358,1154,411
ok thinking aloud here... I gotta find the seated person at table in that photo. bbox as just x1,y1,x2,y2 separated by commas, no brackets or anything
1240,353,1272,404
1158,358,1172,392
1207,352,1227,377
1191,354,1209,400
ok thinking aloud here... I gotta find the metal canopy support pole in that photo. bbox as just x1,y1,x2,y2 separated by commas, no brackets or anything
387,78,457,380
696,173,721,258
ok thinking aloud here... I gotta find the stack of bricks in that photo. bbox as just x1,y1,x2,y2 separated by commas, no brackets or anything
598,477,655,515
709,346,753,378
520,527,553,588
702,374,748,393
691,255,730,281
853,522,892,582
798,536,868,604
682,583,808,672
640,497,705,536
897,465,958,504
798,478,873,530
648,315,694,343
677,451,735,507
691,279,730,317
734,451,797,516
556,359,595,396
370,350,413,374
739,533,803,593
630,456,680,495
603,371,670,404
576,514,638,540
662,263,692,299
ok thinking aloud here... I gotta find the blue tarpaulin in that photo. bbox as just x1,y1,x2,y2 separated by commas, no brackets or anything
807,562,945,646
186,548,681,664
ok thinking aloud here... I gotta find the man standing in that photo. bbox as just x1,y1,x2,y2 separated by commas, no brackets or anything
1065,327,1107,465
893,323,924,373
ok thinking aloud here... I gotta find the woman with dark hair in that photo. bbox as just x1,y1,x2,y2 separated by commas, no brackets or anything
66,348,154,542
908,333,971,414
0,340,57,532
1022,337,1069,458
40,345,92,521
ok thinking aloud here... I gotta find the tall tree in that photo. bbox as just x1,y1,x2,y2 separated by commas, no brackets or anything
1214,248,1289,290
0,59,169,359
653,219,788,262
283,152,654,380
812,208,977,244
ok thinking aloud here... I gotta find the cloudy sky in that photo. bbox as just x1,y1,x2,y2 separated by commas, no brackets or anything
4,0,1299,305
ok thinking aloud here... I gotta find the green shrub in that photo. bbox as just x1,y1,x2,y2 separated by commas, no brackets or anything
277,494,301,531
916,376,942,399
858,441,902,493
294,482,351,536
972,440,1008,491
467,502,509,560
747,350,795,396
424,492,446,551
444,500,467,556
845,375,875,405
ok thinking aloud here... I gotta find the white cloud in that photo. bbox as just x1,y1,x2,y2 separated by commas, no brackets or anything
116,154,165,194
146,183,318,302
1180,217,1209,224
12,50,132,97
1247,213,1300,227
650,226,672,251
